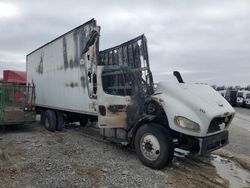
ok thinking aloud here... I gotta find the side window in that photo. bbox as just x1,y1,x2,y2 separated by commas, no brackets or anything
102,69,133,96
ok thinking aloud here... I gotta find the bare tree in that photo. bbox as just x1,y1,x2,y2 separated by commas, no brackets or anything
235,85,241,90
217,85,226,90
245,85,250,91
227,86,234,90
211,84,217,90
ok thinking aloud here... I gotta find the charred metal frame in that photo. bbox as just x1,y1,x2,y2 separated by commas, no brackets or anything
97,35,166,137
99,35,154,95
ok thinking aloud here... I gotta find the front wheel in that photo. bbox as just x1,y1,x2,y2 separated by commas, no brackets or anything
134,123,174,169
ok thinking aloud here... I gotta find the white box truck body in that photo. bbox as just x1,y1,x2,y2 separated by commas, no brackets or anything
27,19,235,169
27,19,99,116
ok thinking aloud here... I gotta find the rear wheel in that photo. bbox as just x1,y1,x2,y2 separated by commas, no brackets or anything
56,111,64,131
44,110,56,132
40,110,45,125
0,125,5,133
135,123,174,169
79,118,88,126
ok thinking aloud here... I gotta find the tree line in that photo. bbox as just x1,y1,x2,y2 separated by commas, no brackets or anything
211,85,250,91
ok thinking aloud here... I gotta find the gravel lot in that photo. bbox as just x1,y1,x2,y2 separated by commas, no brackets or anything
0,110,250,188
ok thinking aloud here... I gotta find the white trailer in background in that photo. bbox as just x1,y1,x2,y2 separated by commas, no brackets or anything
27,19,235,169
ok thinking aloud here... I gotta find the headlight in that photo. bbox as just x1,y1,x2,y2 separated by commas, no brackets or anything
174,116,200,132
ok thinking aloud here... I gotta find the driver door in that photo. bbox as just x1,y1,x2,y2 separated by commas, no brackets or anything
96,65,133,128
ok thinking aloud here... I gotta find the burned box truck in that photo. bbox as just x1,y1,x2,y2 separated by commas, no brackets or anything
27,19,235,169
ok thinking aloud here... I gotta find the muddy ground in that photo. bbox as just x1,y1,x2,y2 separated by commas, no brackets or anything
224,107,250,156
0,108,250,188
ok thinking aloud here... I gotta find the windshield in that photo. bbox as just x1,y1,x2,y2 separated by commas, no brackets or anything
237,92,243,97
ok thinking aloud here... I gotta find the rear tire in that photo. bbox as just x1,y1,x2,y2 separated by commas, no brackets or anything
44,110,56,132
0,125,5,133
79,118,88,126
40,110,45,125
56,111,64,131
134,123,174,169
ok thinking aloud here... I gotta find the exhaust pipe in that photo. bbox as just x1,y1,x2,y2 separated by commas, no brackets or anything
173,71,184,83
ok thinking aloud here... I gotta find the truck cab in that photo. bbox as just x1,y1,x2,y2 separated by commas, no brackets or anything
95,35,235,169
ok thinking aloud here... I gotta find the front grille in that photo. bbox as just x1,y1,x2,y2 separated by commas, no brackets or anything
207,115,232,133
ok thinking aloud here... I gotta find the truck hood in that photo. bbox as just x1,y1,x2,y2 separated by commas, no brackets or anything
155,82,234,116
153,82,235,137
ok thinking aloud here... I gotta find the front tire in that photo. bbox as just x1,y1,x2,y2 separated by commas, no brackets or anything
134,123,174,169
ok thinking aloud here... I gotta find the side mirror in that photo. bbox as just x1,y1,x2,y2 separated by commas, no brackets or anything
173,71,184,83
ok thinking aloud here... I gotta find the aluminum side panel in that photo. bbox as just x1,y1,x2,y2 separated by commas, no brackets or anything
27,20,99,115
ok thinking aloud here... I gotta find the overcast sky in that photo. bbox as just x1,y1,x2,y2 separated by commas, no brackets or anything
0,0,250,86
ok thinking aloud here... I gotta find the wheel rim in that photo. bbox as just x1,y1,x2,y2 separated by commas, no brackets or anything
140,133,160,161
44,117,49,129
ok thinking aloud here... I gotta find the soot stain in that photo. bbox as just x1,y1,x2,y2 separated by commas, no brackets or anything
65,82,79,88
80,76,86,88
63,37,68,70
37,53,43,74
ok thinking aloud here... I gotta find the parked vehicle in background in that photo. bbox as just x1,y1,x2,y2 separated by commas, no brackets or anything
218,90,226,98
236,91,244,106
225,90,238,106
27,19,235,169
242,91,250,108
0,70,36,127
237,90,250,107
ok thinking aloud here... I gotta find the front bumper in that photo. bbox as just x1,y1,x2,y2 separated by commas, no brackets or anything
198,130,229,155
